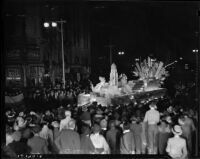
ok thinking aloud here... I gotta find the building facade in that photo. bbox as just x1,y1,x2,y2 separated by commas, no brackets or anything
4,3,91,88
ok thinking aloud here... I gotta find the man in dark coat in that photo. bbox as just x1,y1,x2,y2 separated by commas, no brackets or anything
27,125,49,154
100,119,108,138
55,119,81,154
80,123,95,154
106,120,121,154
6,131,30,156
130,116,142,154
120,122,135,154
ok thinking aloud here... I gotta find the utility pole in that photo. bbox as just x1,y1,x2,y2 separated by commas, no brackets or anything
60,20,66,89
195,48,199,156
43,19,66,89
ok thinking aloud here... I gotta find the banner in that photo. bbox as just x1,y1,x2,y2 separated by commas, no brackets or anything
5,93,24,104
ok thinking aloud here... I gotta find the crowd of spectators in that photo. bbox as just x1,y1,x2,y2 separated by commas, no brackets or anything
2,79,198,159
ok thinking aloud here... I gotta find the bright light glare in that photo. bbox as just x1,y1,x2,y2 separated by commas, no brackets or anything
179,57,183,60
135,58,139,61
44,22,50,28
52,22,57,27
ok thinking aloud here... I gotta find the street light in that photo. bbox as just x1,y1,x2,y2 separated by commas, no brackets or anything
43,20,66,89
44,22,50,28
135,58,139,62
118,51,125,55
51,22,57,27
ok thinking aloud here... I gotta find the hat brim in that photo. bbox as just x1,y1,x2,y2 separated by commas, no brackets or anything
172,128,182,135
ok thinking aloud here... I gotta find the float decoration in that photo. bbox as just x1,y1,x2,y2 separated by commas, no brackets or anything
78,59,167,107
133,57,169,91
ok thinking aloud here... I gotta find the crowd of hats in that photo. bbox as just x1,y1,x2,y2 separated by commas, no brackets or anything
3,92,197,156
3,77,197,155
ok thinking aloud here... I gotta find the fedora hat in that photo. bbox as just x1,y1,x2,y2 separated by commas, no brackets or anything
51,121,60,128
149,102,157,109
172,125,182,135
31,125,42,134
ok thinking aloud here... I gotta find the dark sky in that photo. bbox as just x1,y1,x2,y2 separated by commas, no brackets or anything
87,2,199,79
3,1,200,80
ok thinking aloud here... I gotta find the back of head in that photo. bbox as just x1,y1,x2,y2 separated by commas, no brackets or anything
92,123,101,134
123,122,130,130
65,110,71,117
149,102,157,109
108,120,115,129
100,119,107,129
81,123,90,135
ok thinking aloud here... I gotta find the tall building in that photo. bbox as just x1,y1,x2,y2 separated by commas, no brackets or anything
4,2,91,88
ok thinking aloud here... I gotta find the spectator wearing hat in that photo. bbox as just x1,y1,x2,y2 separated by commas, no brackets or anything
140,114,147,154
144,102,160,154
90,123,110,154
39,124,54,151
93,108,104,124
178,114,195,155
130,116,142,154
57,106,65,121
80,106,91,127
42,110,54,124
49,121,60,154
157,118,171,154
51,121,60,140
55,119,81,154
6,131,30,155
166,125,187,159
100,119,108,138
80,123,95,154
27,125,49,154
6,110,16,127
13,117,27,131
113,112,121,128
106,120,121,154
120,122,135,154
59,110,73,131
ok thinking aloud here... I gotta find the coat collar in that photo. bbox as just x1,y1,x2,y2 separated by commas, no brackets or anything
123,129,130,134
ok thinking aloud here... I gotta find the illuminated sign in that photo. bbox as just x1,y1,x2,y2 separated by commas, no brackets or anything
6,68,21,80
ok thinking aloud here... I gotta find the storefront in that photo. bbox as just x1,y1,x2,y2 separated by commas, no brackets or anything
6,66,23,88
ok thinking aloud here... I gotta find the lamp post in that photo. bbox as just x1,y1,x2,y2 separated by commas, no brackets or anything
44,20,66,89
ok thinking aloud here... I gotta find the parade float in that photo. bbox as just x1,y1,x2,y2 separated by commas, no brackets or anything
78,57,168,107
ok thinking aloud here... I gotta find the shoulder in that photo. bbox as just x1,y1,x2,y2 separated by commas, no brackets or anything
179,137,186,144
99,134,104,139
167,137,173,142
73,131,80,137
106,130,112,136
124,132,133,138
146,110,150,114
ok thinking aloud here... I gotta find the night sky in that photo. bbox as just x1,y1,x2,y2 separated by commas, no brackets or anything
90,2,199,78
3,1,200,81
